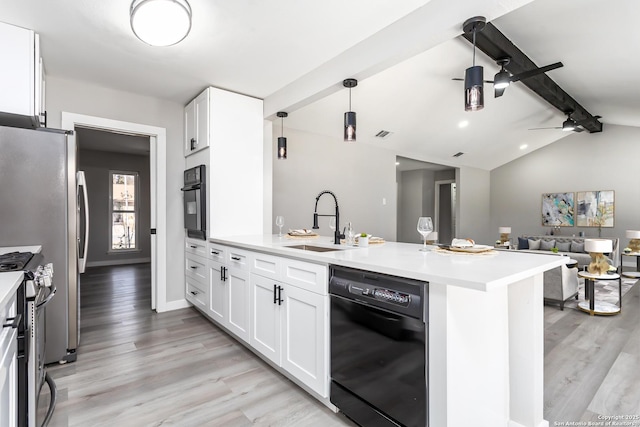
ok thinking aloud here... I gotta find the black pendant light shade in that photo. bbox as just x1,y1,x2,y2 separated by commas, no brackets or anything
343,78,358,142
464,65,484,111
462,16,486,112
276,111,288,159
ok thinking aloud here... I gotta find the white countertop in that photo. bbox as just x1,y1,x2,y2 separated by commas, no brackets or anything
209,235,565,291
0,245,42,310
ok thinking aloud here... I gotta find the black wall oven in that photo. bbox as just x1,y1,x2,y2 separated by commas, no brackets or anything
181,165,206,240
330,265,427,427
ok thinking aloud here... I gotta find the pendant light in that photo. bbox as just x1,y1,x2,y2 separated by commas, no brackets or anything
130,0,192,47
462,16,486,111
276,112,288,159
343,78,358,142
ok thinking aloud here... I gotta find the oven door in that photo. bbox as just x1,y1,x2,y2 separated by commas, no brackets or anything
330,295,426,427
181,185,206,239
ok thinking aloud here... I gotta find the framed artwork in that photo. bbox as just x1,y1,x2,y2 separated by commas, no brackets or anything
576,190,615,227
541,192,574,226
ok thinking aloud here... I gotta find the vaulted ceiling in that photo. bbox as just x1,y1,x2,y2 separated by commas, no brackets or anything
2,0,638,170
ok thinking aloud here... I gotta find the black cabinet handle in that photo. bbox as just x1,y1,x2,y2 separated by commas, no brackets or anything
190,291,198,296
190,266,198,269
211,251,219,256
190,245,197,249
190,138,197,150
273,284,277,304
221,266,227,282
3,314,21,329
277,286,284,305
231,256,241,261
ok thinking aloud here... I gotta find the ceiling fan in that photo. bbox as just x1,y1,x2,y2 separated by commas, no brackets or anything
528,112,587,133
453,57,564,98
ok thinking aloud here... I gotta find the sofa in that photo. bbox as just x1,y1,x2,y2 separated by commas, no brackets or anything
543,263,579,310
517,235,619,270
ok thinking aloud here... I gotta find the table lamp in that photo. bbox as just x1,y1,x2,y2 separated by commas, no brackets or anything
426,231,438,244
585,239,613,275
498,227,511,245
626,230,640,253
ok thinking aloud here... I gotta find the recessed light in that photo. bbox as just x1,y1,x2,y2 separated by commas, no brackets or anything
395,162,400,166
458,120,469,128
519,144,528,150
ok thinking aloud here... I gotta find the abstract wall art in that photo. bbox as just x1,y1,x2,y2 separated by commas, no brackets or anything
541,192,574,226
576,190,615,227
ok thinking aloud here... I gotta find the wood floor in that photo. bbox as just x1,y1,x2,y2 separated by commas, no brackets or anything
37,264,355,427
37,264,640,426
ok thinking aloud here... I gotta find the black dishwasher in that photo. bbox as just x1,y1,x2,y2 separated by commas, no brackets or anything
329,265,427,427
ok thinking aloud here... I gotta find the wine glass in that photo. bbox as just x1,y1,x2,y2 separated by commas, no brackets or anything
329,217,336,242
275,216,285,237
417,217,433,251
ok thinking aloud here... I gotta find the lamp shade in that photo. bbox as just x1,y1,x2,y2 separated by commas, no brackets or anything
130,0,192,46
464,65,484,111
585,239,613,253
498,227,511,234
626,230,640,239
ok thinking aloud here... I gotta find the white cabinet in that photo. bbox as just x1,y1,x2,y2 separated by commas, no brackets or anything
250,258,328,397
225,249,251,343
185,244,209,312
183,87,263,237
184,90,209,156
0,22,45,124
1,292,18,427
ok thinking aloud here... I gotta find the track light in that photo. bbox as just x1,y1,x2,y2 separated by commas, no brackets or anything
343,78,358,142
562,118,576,132
462,16,486,111
276,112,288,159
493,58,511,90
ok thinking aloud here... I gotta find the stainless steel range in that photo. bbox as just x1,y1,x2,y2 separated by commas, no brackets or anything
1,251,57,427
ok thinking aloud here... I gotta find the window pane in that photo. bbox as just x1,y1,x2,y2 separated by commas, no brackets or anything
112,173,136,211
112,212,136,249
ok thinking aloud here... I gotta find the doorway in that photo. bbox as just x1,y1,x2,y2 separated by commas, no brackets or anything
61,112,167,312
435,180,456,244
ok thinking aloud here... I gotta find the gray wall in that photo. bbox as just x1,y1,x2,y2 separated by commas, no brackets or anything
398,169,435,243
458,166,491,244
490,124,640,248
79,149,151,266
46,75,186,303
272,127,397,240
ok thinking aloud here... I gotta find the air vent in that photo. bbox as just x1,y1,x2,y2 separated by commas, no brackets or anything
452,152,464,157
375,130,393,139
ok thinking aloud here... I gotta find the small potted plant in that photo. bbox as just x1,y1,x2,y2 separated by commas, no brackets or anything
359,233,370,247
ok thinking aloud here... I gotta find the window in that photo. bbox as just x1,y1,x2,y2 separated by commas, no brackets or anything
110,171,138,251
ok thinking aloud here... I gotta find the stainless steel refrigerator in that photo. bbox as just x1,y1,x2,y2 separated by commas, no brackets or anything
0,124,88,364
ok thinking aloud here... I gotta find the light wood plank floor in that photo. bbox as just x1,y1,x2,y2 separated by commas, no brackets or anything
38,264,355,427
38,264,640,426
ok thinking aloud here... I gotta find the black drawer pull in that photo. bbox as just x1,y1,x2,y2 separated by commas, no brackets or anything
190,266,198,269
190,245,197,249
190,291,198,296
3,314,22,329
231,256,241,261
211,251,220,255
273,284,277,304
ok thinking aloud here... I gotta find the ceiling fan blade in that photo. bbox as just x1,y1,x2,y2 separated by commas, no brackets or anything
495,86,506,98
452,78,494,83
528,127,561,131
510,62,564,83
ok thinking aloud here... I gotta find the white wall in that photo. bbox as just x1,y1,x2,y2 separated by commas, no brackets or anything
272,127,397,240
46,76,186,302
490,124,640,247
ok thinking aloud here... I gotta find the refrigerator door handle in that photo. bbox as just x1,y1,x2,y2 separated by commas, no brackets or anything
77,171,89,274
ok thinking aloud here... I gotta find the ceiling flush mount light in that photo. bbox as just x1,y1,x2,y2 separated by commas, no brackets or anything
343,78,358,142
462,16,486,112
458,120,469,128
130,0,192,47
276,112,288,160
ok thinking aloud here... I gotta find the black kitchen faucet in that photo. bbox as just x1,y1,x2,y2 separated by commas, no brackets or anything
312,190,344,245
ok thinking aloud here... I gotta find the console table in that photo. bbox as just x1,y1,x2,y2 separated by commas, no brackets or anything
577,271,621,316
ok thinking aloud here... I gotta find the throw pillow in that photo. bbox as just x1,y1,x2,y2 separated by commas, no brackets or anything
540,239,556,251
518,237,529,250
528,239,541,250
571,241,585,253
556,241,571,252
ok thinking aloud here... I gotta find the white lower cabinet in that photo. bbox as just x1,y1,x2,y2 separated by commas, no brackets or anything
250,272,328,397
1,293,18,427
208,259,225,323
226,264,250,343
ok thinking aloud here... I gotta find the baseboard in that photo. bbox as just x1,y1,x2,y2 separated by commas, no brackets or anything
161,298,191,312
86,258,151,267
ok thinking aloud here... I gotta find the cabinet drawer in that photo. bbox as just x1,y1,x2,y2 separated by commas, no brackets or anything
209,244,226,262
282,259,327,295
251,252,281,280
186,276,207,310
185,238,208,258
226,248,250,270
186,253,209,283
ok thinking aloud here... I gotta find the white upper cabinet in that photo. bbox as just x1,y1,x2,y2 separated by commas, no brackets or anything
184,89,209,156
0,22,45,125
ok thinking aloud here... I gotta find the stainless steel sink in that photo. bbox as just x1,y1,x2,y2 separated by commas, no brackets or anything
285,244,344,252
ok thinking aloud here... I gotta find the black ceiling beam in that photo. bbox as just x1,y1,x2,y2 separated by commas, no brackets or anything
462,22,602,133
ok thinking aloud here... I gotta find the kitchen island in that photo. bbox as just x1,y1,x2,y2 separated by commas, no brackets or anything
207,235,563,427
